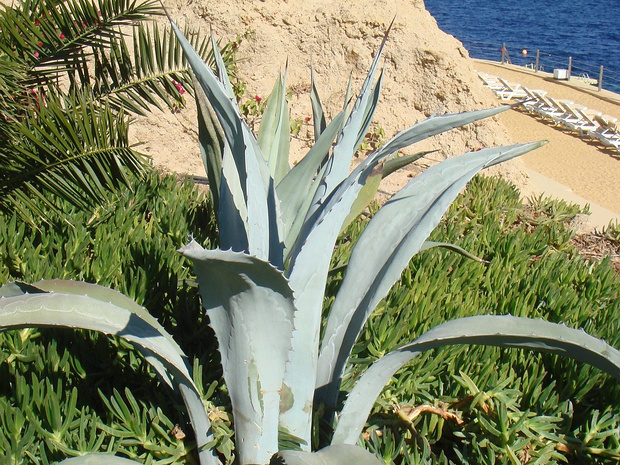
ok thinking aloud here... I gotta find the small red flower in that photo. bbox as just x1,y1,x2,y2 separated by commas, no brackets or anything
172,79,186,95
59,33,65,39
38,42,43,47
254,95,262,103
304,116,311,122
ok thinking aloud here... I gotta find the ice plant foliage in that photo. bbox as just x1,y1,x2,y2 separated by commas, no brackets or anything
1,19,620,465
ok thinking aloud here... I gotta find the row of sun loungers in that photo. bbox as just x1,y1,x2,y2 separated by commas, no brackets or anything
477,71,620,154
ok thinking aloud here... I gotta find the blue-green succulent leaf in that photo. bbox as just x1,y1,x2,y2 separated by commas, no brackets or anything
180,241,296,464
0,282,217,465
316,142,544,406
258,70,291,184
310,62,327,141
282,109,519,441
352,65,385,152
193,73,224,213
210,32,236,101
171,21,277,261
277,111,346,251
271,444,383,465
332,315,620,445
310,22,392,212
421,241,487,263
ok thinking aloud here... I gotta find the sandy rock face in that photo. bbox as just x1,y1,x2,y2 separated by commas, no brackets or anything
139,0,523,187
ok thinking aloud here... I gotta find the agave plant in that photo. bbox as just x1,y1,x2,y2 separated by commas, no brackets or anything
1,17,620,465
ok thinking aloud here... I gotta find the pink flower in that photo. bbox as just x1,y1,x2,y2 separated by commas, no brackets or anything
34,52,39,57
172,79,186,95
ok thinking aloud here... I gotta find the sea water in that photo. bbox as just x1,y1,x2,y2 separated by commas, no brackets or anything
424,0,620,92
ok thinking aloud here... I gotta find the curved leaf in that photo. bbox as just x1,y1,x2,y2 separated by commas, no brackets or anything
332,315,620,445
282,109,519,442
180,241,296,464
277,111,346,251
310,62,327,141
0,283,217,465
271,444,383,465
316,142,545,406
171,20,280,262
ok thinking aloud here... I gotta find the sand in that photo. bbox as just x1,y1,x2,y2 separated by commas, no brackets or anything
474,60,620,227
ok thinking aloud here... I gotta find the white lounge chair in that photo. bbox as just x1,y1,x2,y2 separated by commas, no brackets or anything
476,71,504,91
588,114,620,153
519,88,549,114
534,95,569,121
551,101,588,128
493,77,527,101
564,107,601,136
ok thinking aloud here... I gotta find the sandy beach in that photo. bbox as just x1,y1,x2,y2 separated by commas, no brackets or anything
474,60,620,227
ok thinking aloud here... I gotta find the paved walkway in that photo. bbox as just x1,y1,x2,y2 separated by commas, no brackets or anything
474,60,620,229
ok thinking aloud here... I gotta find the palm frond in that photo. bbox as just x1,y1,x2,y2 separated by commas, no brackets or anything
0,0,161,82
92,22,213,115
0,88,148,224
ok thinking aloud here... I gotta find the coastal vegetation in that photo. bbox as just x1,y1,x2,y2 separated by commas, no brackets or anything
1,0,619,464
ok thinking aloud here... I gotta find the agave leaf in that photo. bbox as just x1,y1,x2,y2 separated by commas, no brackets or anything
277,111,346,251
193,72,224,213
58,455,144,465
316,142,544,406
271,444,383,465
339,164,382,235
169,21,244,176
382,150,436,178
301,106,512,258
309,22,392,212
421,241,487,263
219,143,250,252
171,20,278,261
332,315,620,445
310,62,327,141
351,66,385,153
282,109,518,440
339,150,432,234
210,32,236,101
258,70,291,184
180,241,296,465
0,284,217,465
290,107,513,275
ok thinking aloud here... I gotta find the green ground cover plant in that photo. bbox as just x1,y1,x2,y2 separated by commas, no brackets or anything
1,174,619,464
1,8,619,465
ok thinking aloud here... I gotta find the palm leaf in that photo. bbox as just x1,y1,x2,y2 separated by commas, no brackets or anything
91,22,215,115
0,89,148,223
0,0,162,82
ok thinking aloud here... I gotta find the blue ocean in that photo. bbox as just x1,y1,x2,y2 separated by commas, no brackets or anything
424,0,620,92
